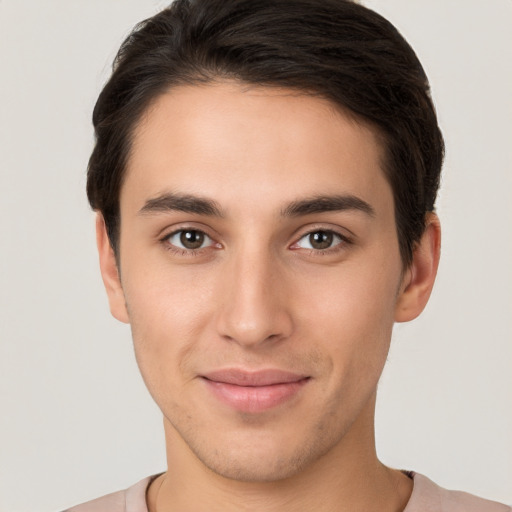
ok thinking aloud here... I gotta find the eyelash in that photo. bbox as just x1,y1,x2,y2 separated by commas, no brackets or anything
291,228,352,255
160,228,218,257
159,227,352,257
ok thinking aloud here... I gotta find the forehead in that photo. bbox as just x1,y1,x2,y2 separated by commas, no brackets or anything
123,81,391,215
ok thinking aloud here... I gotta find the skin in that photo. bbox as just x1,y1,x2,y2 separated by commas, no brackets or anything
97,81,440,511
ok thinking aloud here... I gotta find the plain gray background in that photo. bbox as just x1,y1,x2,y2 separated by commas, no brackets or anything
1,1,511,510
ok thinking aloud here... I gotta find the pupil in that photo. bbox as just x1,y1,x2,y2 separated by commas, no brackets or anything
180,230,204,249
310,231,333,250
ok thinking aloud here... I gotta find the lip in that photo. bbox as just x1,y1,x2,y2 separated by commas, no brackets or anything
201,369,310,413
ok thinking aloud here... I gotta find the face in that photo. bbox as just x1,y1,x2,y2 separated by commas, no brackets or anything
101,81,427,482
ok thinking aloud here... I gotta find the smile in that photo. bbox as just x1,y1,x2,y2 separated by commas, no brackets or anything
201,369,310,413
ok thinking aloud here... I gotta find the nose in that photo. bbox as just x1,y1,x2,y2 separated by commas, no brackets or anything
215,247,293,348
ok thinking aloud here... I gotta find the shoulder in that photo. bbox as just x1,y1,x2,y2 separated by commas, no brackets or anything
405,472,511,512
63,489,125,512
62,475,155,512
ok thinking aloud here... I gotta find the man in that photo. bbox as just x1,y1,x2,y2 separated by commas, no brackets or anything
65,0,510,510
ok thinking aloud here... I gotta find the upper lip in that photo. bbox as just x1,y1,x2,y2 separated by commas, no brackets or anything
201,369,309,386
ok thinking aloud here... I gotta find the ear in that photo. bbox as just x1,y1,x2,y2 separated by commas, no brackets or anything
96,214,130,324
395,213,441,323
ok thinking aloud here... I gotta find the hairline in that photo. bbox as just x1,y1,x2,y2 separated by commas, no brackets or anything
109,77,414,268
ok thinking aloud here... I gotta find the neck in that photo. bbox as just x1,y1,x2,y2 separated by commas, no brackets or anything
148,394,412,512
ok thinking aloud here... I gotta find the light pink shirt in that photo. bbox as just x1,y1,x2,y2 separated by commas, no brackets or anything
64,472,511,511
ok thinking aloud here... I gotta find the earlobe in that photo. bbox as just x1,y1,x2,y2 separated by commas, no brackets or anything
394,213,441,323
95,214,130,324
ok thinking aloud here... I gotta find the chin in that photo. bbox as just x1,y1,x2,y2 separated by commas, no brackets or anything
186,423,338,483
199,449,314,483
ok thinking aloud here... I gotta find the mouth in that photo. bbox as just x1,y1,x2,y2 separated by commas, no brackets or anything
200,369,310,413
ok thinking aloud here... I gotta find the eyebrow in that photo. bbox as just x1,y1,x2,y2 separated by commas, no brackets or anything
139,193,224,217
138,192,375,219
281,194,375,218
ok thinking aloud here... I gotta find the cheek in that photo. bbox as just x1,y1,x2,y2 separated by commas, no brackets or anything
123,252,215,330
121,263,215,391
296,257,401,378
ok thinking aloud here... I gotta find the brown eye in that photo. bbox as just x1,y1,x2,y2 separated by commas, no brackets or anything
294,230,344,251
309,231,334,250
166,229,211,250
180,230,205,249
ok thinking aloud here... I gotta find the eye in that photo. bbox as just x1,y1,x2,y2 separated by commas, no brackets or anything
164,229,214,250
295,230,344,251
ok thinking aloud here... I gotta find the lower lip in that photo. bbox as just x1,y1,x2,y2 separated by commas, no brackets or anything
202,378,309,413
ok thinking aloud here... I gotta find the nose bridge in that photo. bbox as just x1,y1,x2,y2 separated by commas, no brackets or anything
216,241,292,347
